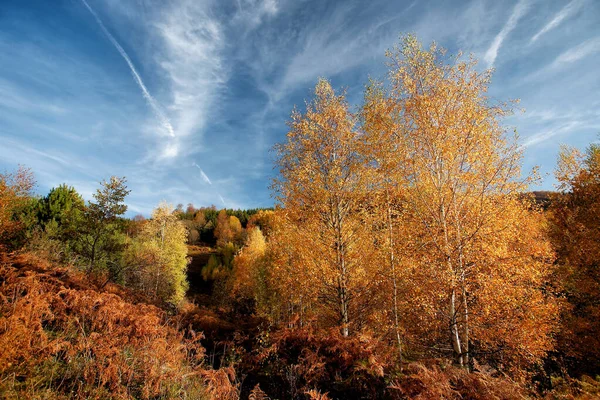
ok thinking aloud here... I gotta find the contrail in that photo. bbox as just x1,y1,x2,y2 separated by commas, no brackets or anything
192,162,227,207
80,0,175,138
192,162,212,185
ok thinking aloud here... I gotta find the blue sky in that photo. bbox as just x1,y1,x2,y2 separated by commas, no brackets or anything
1,0,599,215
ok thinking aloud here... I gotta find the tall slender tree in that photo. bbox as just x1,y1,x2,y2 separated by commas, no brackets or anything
273,79,378,336
364,35,558,369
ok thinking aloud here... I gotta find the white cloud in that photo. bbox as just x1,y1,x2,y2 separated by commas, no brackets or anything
554,37,600,64
79,0,175,138
275,3,395,100
521,121,581,148
233,0,279,28
531,0,584,43
484,0,530,67
153,0,226,159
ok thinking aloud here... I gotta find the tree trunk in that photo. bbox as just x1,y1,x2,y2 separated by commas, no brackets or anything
386,190,403,363
340,279,349,337
334,195,350,337
450,287,463,366
89,234,99,274
460,276,470,369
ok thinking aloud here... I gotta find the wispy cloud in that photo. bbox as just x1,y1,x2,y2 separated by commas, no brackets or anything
518,36,600,82
2,0,598,210
79,0,175,138
153,0,226,159
0,79,68,115
554,37,600,65
530,0,584,43
233,0,279,29
484,0,530,67
270,2,399,100
521,121,582,148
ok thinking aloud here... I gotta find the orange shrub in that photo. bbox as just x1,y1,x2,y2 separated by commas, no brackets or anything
0,252,208,399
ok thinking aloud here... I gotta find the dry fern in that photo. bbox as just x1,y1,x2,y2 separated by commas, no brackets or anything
305,389,331,400
248,383,270,400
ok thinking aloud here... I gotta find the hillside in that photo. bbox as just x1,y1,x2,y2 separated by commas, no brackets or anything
0,251,237,399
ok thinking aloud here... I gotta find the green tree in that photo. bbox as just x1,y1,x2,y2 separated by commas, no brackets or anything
37,184,84,227
76,177,130,278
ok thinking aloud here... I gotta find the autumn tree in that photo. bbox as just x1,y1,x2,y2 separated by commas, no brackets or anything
549,143,600,375
231,226,267,301
273,79,378,337
124,202,189,306
246,209,275,238
0,166,35,247
361,79,412,361
364,35,558,370
214,209,232,247
214,209,243,247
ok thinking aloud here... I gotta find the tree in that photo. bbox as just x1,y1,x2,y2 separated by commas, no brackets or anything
273,79,378,337
0,166,35,247
214,209,233,247
214,210,243,247
22,184,85,263
361,79,411,362
231,227,267,300
76,176,130,277
367,35,558,370
37,184,84,226
124,202,189,306
247,210,275,238
550,143,600,375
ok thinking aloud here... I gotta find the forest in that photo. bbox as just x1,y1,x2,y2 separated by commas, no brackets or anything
1,36,599,399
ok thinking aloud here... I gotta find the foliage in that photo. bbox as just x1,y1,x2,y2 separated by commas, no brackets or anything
246,210,276,238
388,361,527,399
549,143,600,376
362,34,558,371
215,209,244,248
25,184,86,264
0,165,35,248
273,79,380,337
73,176,130,279
242,327,389,399
36,184,85,228
0,251,208,399
124,202,189,307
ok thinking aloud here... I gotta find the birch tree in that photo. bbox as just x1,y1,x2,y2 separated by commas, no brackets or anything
273,79,377,337
375,35,557,369
125,202,189,307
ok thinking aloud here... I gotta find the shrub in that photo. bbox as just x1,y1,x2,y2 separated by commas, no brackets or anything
0,251,207,399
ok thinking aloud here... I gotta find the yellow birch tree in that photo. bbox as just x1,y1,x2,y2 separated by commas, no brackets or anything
272,79,378,337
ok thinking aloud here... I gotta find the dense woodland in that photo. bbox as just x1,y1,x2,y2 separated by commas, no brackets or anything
1,36,600,399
